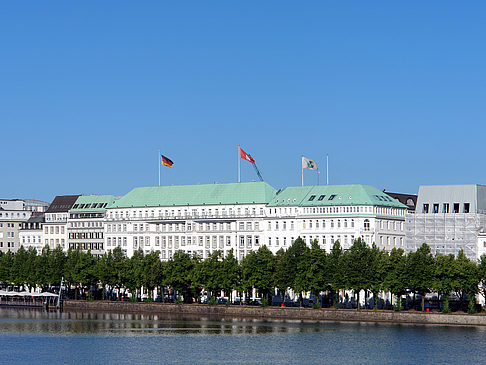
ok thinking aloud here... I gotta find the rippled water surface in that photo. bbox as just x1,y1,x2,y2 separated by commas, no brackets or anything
0,307,485,364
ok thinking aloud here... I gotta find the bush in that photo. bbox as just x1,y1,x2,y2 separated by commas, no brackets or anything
312,302,321,309
468,298,476,314
261,298,268,307
209,296,216,306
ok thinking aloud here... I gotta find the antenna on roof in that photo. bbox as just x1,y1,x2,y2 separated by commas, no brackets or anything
326,154,329,185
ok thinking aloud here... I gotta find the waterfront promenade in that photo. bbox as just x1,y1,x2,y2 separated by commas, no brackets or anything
64,300,486,327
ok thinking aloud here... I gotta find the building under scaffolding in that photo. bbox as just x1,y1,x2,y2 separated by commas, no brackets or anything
405,184,486,261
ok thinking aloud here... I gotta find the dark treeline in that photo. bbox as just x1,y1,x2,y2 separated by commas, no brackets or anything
1,238,485,312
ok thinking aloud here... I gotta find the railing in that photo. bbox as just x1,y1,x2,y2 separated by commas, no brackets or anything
106,213,264,221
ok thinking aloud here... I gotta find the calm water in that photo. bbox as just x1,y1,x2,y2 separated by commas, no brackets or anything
0,308,484,364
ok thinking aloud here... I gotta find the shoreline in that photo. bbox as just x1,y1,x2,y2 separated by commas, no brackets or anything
62,300,486,327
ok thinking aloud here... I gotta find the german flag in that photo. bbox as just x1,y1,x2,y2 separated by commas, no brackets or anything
161,154,174,168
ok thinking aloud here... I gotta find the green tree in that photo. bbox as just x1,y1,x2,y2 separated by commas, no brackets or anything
406,243,434,311
11,246,29,288
164,251,197,303
384,248,407,311
295,240,326,306
197,251,225,300
433,254,456,311
342,238,374,310
126,249,145,299
241,246,275,303
369,246,388,310
142,251,163,300
454,250,479,309
221,249,239,302
328,241,344,307
478,254,486,305
274,248,289,302
281,238,308,306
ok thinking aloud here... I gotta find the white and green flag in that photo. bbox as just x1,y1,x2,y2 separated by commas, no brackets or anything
302,156,318,171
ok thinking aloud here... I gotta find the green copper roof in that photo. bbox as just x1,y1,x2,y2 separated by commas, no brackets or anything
110,182,277,208
70,195,118,212
267,185,408,208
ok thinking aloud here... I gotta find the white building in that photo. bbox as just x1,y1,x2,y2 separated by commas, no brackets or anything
19,214,45,254
43,195,80,250
264,185,407,253
0,199,33,253
405,184,486,260
105,182,276,260
104,182,407,259
67,195,117,256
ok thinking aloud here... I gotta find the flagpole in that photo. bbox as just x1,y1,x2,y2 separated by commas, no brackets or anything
326,154,329,185
317,170,320,185
301,155,304,186
158,149,161,186
238,145,241,183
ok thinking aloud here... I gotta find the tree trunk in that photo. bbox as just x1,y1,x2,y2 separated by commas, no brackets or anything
357,291,360,311
422,295,425,312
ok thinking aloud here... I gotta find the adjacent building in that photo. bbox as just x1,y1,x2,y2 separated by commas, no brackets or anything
0,199,34,253
19,214,45,254
405,185,486,260
67,195,117,256
43,195,80,250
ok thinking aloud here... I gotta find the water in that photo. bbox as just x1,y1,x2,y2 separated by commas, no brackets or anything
0,308,484,364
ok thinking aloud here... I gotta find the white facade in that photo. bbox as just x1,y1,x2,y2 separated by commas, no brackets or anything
105,203,267,260
0,199,33,253
265,204,406,253
43,213,69,250
104,183,407,259
19,217,44,254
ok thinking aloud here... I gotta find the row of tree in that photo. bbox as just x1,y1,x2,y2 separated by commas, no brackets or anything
1,238,485,311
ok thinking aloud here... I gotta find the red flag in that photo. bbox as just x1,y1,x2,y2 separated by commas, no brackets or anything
240,148,255,164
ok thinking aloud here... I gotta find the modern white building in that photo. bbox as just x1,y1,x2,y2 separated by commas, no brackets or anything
405,184,486,260
104,182,407,259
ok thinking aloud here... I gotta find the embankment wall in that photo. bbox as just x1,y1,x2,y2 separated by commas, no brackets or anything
63,301,486,326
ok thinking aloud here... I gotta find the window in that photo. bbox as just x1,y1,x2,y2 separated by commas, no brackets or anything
443,203,449,213
364,219,370,231
423,204,429,213
433,204,439,214
328,195,336,200
453,203,460,213
464,203,470,213
318,195,325,201
309,195,316,201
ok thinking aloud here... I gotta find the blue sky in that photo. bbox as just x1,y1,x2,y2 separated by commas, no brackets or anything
1,1,485,202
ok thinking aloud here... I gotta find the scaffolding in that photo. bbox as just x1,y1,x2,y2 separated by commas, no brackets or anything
405,212,486,260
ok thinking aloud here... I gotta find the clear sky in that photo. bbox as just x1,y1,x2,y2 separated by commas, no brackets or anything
1,1,486,203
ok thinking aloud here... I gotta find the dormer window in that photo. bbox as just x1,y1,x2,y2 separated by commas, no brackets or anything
329,195,336,200
318,195,325,201
309,195,316,201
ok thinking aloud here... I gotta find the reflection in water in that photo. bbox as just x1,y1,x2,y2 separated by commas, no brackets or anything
2,308,486,364
0,308,344,335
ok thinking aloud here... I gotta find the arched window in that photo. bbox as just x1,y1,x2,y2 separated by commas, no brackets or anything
364,219,370,231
